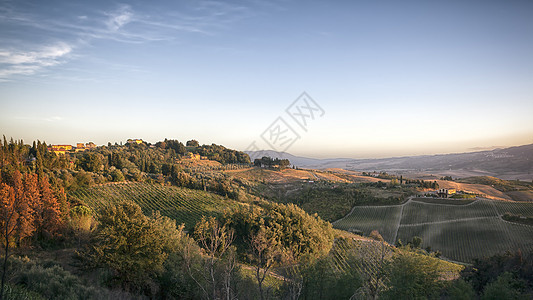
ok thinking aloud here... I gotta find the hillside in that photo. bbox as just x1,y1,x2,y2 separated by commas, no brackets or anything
246,143,533,180
333,196,533,263
2,137,533,298
69,182,242,230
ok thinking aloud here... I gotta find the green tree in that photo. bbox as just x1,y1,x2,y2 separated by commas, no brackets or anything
87,202,184,294
446,279,475,300
110,169,124,182
249,226,280,300
186,140,199,147
78,153,103,173
187,216,235,300
382,253,442,300
482,272,526,300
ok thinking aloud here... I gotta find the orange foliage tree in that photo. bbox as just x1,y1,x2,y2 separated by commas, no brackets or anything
34,176,62,238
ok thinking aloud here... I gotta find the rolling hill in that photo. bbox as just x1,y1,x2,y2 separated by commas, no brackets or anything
246,143,533,180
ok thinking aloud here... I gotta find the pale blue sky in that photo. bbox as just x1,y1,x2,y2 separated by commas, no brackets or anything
1,0,532,158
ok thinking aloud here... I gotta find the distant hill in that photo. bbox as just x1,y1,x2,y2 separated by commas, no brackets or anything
246,143,533,180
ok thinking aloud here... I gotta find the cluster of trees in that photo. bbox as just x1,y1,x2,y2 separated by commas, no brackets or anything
0,170,68,296
79,200,336,299
449,250,533,299
360,171,439,189
195,143,250,164
403,179,439,189
253,156,291,169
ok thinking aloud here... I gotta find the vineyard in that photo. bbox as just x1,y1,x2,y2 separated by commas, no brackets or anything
69,182,241,229
333,197,533,263
330,237,463,290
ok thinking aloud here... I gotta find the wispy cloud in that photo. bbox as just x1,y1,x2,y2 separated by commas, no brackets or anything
105,4,133,31
0,43,72,79
0,1,268,81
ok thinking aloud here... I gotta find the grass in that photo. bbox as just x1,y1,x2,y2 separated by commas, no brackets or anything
458,176,533,193
69,182,241,230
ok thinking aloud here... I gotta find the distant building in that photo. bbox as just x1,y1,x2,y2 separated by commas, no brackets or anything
85,142,96,149
75,143,86,152
48,144,73,155
183,152,200,160
438,188,456,198
127,139,143,144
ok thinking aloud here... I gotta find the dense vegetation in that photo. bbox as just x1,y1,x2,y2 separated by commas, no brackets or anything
1,137,532,299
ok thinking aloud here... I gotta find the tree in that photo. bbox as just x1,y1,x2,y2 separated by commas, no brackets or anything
87,202,183,294
446,279,475,300
110,169,124,182
14,172,36,246
69,205,94,247
187,216,235,300
249,226,279,300
33,176,62,238
0,183,17,299
482,272,526,300
381,253,442,300
186,140,199,147
78,153,103,172
411,236,422,248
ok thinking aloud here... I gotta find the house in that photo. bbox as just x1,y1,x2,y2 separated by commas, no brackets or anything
75,143,86,152
437,188,456,198
49,144,72,155
183,153,200,160
127,139,143,144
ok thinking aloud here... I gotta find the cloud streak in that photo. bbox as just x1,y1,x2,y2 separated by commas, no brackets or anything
0,43,72,79
0,1,263,80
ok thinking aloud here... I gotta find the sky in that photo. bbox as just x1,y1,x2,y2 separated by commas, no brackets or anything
1,0,532,158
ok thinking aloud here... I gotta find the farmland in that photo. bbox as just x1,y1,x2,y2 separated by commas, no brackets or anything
333,197,533,263
69,182,241,230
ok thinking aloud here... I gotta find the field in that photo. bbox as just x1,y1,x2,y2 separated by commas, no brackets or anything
69,182,241,230
333,197,533,263
330,237,463,283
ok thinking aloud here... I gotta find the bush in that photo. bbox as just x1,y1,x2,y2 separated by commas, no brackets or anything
7,257,111,300
110,169,124,182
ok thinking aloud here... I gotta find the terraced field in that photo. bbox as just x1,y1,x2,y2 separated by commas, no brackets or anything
333,197,533,263
69,182,241,229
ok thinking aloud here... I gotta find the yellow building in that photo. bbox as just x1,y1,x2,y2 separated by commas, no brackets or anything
49,144,72,155
183,153,200,160
127,139,143,144
438,188,456,197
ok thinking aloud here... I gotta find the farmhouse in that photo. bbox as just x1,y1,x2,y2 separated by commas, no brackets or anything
438,188,456,198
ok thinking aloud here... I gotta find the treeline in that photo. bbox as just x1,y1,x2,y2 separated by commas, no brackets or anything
253,156,291,169
361,172,439,189
0,137,251,198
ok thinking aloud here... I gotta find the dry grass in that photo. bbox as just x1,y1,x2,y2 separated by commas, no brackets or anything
505,190,533,202
435,180,512,200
